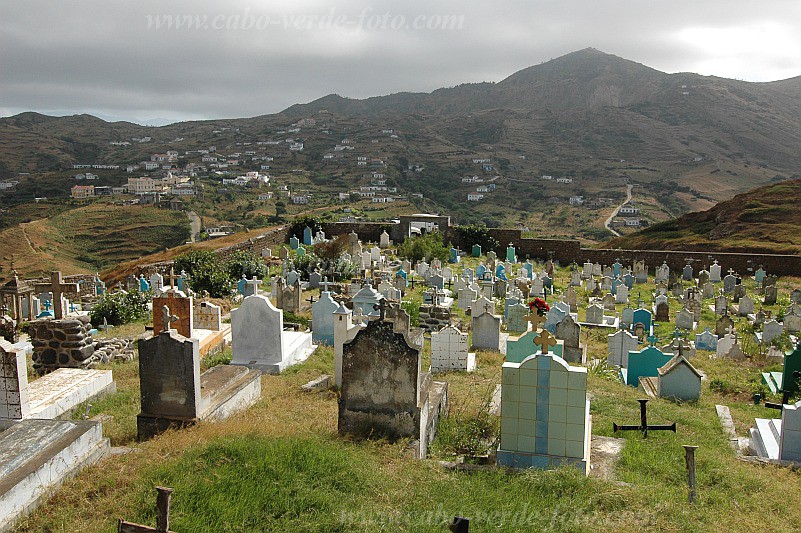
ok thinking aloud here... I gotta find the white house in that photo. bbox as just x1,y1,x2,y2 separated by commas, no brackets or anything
467,193,484,201
619,204,640,216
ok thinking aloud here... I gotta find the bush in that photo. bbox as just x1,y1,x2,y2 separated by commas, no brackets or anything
225,250,268,280
90,290,149,326
291,251,359,282
454,224,499,253
174,250,235,298
396,232,449,262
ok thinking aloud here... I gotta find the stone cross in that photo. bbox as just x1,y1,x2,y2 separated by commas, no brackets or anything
672,329,684,340
725,325,737,343
524,312,545,330
247,276,262,295
321,277,332,293
647,334,659,347
34,271,79,320
167,267,178,289
534,330,557,354
161,305,179,333
373,298,388,320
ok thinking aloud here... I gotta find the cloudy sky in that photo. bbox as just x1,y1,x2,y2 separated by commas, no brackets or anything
3,1,801,125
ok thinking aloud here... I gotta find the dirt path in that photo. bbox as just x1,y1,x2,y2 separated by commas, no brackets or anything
604,183,633,237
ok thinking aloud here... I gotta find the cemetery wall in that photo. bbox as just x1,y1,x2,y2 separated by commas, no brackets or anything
320,222,390,244
29,316,95,373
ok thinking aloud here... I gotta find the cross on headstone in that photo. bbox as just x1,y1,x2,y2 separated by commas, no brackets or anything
728,268,735,276
613,399,677,438
246,276,262,295
725,325,737,342
765,371,801,411
42,300,52,312
373,298,388,320
672,329,684,340
118,486,174,532
321,277,332,293
647,334,658,346
167,267,178,289
161,305,179,333
524,312,545,330
34,271,79,319
306,294,316,306
534,330,557,354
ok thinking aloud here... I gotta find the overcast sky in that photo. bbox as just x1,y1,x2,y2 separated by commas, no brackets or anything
3,1,801,125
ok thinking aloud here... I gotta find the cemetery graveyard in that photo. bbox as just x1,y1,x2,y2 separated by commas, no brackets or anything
4,239,801,532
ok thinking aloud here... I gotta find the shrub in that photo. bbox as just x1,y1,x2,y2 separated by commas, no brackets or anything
174,250,235,298
225,250,268,280
90,290,149,326
396,232,449,262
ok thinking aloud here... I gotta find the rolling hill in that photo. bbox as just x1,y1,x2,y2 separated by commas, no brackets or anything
605,179,801,255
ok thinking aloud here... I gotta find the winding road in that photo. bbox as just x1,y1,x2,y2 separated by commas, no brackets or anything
604,183,633,237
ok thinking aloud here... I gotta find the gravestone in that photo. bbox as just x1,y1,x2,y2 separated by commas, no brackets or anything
506,302,530,335
338,312,447,459
655,301,669,323
655,262,669,283
698,269,710,287
0,340,30,419
733,284,746,303
723,274,737,294
634,261,648,284
754,267,766,284
714,294,728,316
472,244,481,257
657,355,702,402
715,314,735,338
620,306,634,329
616,284,629,305
311,291,339,345
633,308,653,331
762,320,783,345
471,298,503,351
608,329,639,367
152,291,193,338
497,339,590,474
555,315,584,364
695,328,718,351
623,345,672,387
303,226,313,245
563,287,578,313
194,301,222,331
709,260,722,283
682,264,693,281
261,247,272,258
791,289,801,305
308,270,322,290
150,273,164,293
738,295,754,316
675,308,694,330
230,295,316,373
289,236,299,250
430,325,476,373
764,285,778,306
702,282,715,299
379,230,390,249
786,306,801,333
603,293,616,312
585,304,604,325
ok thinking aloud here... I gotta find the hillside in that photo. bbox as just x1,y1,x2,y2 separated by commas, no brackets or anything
605,179,801,254
0,203,190,281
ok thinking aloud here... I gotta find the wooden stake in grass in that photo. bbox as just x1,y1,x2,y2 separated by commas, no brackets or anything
683,445,699,504
118,486,174,533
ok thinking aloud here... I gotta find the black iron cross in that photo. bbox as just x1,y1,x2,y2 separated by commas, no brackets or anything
613,399,677,438
373,298,388,320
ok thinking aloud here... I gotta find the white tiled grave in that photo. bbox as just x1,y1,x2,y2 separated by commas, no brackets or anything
28,368,115,420
0,418,109,531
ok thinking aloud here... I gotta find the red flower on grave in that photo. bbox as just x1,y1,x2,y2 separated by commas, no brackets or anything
528,298,550,314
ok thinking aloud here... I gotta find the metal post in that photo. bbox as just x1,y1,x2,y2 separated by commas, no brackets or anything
683,446,698,504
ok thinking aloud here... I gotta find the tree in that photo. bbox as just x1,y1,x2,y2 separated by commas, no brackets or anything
397,232,449,262
173,250,234,298
225,250,268,280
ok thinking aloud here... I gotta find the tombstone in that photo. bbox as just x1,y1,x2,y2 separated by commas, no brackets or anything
709,260,722,283
622,273,634,290
301,226,312,246
0,340,30,419
506,244,516,263
622,344,672,387
149,272,164,294
563,287,578,313
471,298,503,351
308,270,322,290
764,285,778,306
616,284,629,305
753,309,767,328
762,320,784,345
137,324,260,441
763,275,778,291
430,325,476,373
738,295,754,316
600,276,613,293
194,301,222,331
733,284,746,303
582,261,593,279
657,355,702,402
633,308,653,332
458,287,478,310
723,274,737,294
506,302,530,335
634,261,648,284
286,269,299,287
607,329,639,367
152,291,193,338
429,274,445,291
338,310,448,459
230,295,316,373
655,262,669,283
487,251,497,262
379,230,390,249
686,298,702,322
673,308,693,331
718,331,746,361
620,307,634,329
311,290,339,346
695,328,718,351
654,301,669,323
351,284,383,317
555,315,584,364
697,269,710,287
475,263,487,279
602,293,616,312
543,302,570,333
585,304,604,325
370,246,381,265
682,264,693,281
570,270,582,287
715,314,735,338
786,306,801,334
702,282,715,299
712,293,727,316
289,235,300,250
497,343,590,474
791,289,801,305
603,266,613,279
261,247,272,258
472,244,482,257
296,245,306,257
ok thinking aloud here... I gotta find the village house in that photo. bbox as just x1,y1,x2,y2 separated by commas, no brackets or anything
619,203,640,216
467,193,484,201
569,195,585,206
70,185,95,198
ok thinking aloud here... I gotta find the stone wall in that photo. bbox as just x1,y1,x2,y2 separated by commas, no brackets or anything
29,316,95,374
320,222,389,244
417,305,451,333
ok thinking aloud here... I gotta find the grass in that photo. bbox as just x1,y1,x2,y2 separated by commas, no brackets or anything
13,266,801,532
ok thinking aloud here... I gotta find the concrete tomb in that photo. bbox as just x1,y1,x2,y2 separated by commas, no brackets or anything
430,325,476,373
